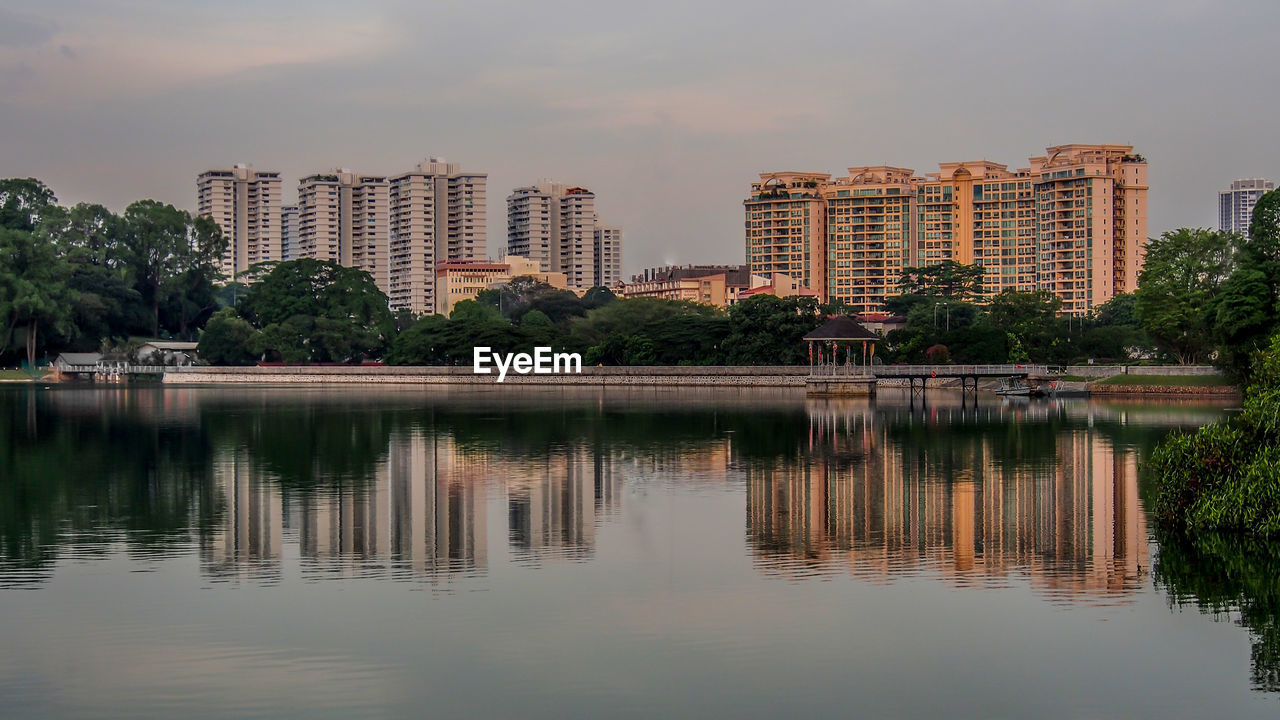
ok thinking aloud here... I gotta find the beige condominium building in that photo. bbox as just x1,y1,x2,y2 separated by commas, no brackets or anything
388,158,488,314
435,256,568,316
1030,145,1148,314
822,167,916,312
196,164,282,281
745,144,1148,315
296,169,391,292
507,182,621,290
744,172,829,297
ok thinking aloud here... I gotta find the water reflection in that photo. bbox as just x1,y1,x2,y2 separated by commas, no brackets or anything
0,387,1227,593
748,400,1148,604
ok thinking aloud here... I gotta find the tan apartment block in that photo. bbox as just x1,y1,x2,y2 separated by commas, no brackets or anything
1030,145,1148,314
196,164,282,281
435,256,568,316
821,167,915,313
744,172,829,299
388,158,488,315
917,161,1038,296
296,170,390,292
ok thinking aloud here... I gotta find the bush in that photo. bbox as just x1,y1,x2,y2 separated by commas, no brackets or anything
1151,333,1280,536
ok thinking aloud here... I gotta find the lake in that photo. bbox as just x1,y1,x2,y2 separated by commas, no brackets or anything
0,385,1275,718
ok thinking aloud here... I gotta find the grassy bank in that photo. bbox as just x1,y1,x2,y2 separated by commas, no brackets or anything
1093,373,1233,387
0,369,34,381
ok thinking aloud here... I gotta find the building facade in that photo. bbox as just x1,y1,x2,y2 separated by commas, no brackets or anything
1219,178,1275,235
435,256,568,316
196,164,282,281
744,172,829,297
745,145,1148,315
507,183,620,290
296,170,391,292
594,224,623,288
388,158,488,315
280,204,298,261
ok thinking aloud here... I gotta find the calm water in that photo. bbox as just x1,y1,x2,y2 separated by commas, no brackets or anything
1,385,1276,718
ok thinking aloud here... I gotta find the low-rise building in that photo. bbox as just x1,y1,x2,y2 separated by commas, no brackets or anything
435,256,568,315
620,265,816,307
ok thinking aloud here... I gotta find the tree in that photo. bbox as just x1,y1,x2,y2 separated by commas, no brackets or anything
237,259,394,363
1213,191,1280,378
986,290,1062,362
0,229,74,367
120,200,227,337
1135,228,1235,364
0,178,57,232
723,295,821,365
896,261,986,302
197,308,258,366
582,286,617,310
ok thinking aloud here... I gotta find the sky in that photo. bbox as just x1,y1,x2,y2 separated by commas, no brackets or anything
2,0,1278,276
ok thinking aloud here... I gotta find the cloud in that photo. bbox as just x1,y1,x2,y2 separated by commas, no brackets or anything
0,8,58,47
0,2,399,107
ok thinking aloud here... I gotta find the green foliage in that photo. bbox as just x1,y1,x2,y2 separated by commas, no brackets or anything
1151,333,1280,536
723,295,821,365
233,259,394,363
0,178,57,232
0,228,75,367
121,200,227,337
1135,228,1236,364
581,286,617,309
896,261,985,302
197,309,258,366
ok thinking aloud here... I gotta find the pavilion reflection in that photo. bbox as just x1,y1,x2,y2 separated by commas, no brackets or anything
746,399,1148,603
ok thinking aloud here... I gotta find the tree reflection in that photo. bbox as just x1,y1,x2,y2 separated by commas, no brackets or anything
1154,530,1280,692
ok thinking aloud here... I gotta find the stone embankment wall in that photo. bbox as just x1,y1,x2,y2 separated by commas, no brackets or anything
1062,365,1221,378
163,365,810,387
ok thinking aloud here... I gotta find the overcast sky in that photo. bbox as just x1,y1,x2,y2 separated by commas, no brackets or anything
2,0,1277,274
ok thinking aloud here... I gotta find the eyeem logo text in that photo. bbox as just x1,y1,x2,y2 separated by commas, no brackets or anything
473,347,583,382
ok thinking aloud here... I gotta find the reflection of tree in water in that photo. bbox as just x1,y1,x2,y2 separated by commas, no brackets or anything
1154,530,1280,693
0,389,221,582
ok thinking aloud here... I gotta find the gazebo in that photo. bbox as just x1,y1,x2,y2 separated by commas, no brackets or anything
803,316,879,376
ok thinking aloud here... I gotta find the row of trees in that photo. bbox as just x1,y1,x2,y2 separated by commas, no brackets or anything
0,178,225,366
879,262,1143,365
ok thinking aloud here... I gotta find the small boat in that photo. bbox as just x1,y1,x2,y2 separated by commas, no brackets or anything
994,377,1032,396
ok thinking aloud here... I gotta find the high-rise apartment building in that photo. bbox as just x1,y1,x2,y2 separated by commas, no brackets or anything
593,224,623,288
822,167,916,312
388,158,488,314
280,204,298,261
1031,145,1148,314
507,183,620,289
744,172,829,296
916,161,1038,297
196,164,282,280
1220,178,1275,235
296,170,391,293
745,145,1148,315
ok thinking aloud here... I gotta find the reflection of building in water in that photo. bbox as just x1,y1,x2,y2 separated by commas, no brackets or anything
507,449,622,563
292,431,487,581
202,450,282,581
747,406,1148,603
